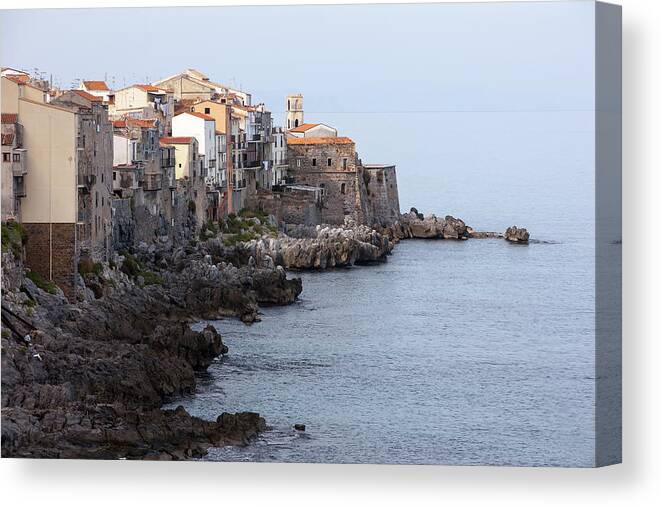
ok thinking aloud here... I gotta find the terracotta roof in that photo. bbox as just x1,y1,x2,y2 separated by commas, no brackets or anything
112,118,158,129
160,136,194,144
215,129,225,136
287,136,354,145
1,133,14,146
176,111,215,121
73,90,103,102
1,113,18,124
5,74,30,84
288,123,320,133
136,84,167,93
82,80,109,91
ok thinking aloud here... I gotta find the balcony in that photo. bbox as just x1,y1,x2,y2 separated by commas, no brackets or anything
14,177,26,198
77,173,97,193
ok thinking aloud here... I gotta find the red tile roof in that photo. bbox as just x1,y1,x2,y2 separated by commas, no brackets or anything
1,113,18,124
160,136,194,144
176,111,215,121
287,136,354,145
112,118,158,129
136,84,167,93
1,133,14,146
5,74,30,84
288,123,320,133
73,90,103,102
82,80,109,91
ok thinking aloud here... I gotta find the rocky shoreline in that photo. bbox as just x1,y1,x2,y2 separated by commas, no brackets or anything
1,208,528,459
1,237,301,459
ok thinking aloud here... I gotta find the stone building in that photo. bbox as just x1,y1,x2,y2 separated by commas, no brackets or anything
1,113,27,221
287,137,360,225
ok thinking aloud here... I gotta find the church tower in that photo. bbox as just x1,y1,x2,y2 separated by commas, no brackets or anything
285,94,304,130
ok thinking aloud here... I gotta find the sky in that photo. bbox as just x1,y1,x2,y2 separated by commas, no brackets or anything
1,2,594,113
1,1,596,228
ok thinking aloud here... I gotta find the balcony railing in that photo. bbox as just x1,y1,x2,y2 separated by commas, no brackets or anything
77,173,96,193
11,160,27,177
14,177,26,198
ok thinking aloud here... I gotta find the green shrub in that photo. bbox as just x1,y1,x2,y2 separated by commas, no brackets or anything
120,253,142,278
239,209,269,222
1,221,27,258
26,270,58,294
141,270,164,286
78,258,103,276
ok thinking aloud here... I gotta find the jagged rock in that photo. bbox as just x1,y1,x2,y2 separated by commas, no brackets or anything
504,226,530,243
0,236,294,459
241,219,393,270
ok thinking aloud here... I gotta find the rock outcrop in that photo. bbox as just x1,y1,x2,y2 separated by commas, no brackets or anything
240,218,394,270
387,210,469,240
504,226,530,243
0,239,301,459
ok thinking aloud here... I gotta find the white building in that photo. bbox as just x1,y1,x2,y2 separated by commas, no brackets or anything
172,111,217,185
288,122,338,138
271,126,288,186
79,80,112,102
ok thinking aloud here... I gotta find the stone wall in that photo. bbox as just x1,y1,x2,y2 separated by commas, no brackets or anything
359,164,401,226
246,188,322,226
287,141,358,225
22,222,76,299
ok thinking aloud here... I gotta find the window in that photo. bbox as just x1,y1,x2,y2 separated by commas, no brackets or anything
294,119,299,128
179,163,182,168
113,172,117,181
342,158,348,170
341,183,346,194
297,159,301,167
327,158,332,167
312,158,317,167
95,192,99,208
101,173,104,183
3,153,10,162
288,100,290,110
204,107,210,114
287,119,290,129
13,153,20,162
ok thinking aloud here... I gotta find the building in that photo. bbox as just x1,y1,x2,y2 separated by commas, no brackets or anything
285,94,304,130
78,80,112,103
159,136,207,227
270,126,288,187
153,69,251,106
172,111,217,184
1,113,27,221
9,93,113,298
111,84,174,136
287,137,359,225
288,123,338,138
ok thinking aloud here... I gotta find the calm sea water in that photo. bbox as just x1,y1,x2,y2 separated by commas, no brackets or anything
169,112,598,466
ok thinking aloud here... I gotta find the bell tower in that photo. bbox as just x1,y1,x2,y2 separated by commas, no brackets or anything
286,94,304,130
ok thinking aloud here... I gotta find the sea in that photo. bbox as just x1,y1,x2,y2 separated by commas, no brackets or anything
167,111,603,466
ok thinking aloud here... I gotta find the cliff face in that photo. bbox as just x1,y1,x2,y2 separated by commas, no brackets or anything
1,240,302,459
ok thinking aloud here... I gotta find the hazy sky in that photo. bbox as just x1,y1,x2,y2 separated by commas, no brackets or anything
1,1,595,115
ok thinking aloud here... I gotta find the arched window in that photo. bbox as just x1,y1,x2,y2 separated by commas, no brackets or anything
341,183,346,194
288,100,290,110
288,119,290,129
294,119,299,128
